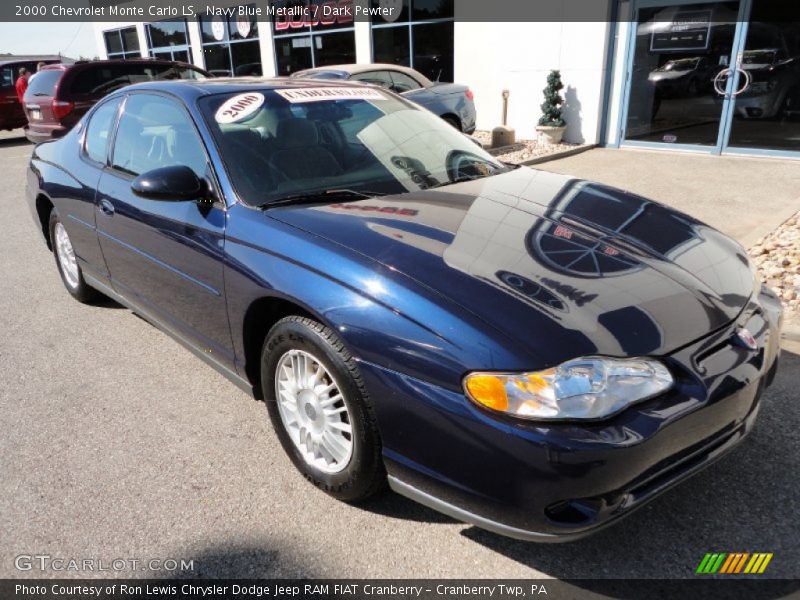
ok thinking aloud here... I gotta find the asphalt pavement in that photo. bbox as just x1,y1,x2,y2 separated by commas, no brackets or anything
1,131,798,582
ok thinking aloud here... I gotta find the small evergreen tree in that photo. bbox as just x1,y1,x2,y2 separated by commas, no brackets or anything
538,70,565,127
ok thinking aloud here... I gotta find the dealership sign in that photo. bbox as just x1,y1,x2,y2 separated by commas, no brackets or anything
274,0,354,31
651,10,712,52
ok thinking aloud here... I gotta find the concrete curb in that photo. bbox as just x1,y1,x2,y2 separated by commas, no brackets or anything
518,143,596,166
485,142,526,157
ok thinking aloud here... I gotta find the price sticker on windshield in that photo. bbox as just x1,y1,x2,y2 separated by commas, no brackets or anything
276,87,387,103
215,93,265,124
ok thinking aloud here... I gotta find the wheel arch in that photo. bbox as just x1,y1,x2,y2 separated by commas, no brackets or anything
241,295,327,398
441,113,462,131
35,193,55,250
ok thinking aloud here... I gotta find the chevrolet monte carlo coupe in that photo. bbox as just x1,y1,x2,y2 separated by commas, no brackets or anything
27,79,782,541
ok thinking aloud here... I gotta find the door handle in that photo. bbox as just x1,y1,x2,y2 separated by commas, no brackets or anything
99,199,115,216
713,67,752,98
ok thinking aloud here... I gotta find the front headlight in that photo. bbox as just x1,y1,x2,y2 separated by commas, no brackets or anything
464,357,673,421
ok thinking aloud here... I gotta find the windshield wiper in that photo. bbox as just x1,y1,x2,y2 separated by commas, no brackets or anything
261,188,386,209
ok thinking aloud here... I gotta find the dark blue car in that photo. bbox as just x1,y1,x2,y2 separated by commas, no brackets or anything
26,78,782,541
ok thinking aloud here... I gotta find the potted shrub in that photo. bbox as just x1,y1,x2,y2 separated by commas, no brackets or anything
536,70,567,145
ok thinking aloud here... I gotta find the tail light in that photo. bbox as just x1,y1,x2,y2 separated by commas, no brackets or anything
465,88,474,101
51,100,74,120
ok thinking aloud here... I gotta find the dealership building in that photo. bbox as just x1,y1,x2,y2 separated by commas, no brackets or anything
93,0,799,159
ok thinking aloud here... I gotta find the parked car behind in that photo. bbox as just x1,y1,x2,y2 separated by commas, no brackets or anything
23,59,209,143
0,57,61,132
292,63,476,133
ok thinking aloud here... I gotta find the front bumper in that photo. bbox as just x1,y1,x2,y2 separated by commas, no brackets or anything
361,287,782,541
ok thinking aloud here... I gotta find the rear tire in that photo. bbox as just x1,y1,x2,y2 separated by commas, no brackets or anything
49,209,100,303
442,115,462,131
261,316,386,502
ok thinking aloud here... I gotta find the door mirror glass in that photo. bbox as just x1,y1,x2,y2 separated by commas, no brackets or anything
131,165,203,200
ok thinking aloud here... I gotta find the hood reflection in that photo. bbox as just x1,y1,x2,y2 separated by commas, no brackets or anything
270,167,753,359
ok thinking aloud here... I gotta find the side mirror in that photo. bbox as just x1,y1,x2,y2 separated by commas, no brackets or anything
131,165,203,201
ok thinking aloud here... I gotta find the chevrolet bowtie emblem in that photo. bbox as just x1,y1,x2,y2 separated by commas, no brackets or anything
735,327,758,350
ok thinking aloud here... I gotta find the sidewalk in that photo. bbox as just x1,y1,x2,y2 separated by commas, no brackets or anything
536,147,800,249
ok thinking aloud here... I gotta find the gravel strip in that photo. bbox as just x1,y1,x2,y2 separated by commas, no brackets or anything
472,130,588,164
749,211,800,326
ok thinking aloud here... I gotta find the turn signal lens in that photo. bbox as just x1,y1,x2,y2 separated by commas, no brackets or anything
463,357,673,421
464,374,508,411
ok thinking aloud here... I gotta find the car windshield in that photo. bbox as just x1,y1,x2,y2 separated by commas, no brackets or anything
198,87,509,207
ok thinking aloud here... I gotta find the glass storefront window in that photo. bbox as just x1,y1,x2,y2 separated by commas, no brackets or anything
370,0,454,82
623,2,739,146
104,30,123,55
104,27,141,60
147,21,188,47
411,0,453,21
372,26,410,67
198,4,262,76
314,30,357,66
270,0,355,74
146,20,193,64
370,0,409,22
727,0,800,151
275,36,313,75
412,21,454,82
204,44,233,74
231,40,262,76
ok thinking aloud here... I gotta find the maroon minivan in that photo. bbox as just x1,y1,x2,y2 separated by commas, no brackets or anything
0,57,61,132
23,59,210,143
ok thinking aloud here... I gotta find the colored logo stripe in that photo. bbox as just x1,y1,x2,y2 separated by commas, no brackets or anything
745,553,773,574
697,553,773,574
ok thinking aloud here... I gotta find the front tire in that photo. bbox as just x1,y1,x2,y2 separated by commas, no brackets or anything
49,209,99,303
261,316,385,501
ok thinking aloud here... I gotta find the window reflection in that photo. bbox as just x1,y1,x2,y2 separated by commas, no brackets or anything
625,2,738,146
728,0,800,151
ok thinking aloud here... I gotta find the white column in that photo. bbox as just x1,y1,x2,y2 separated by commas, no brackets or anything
259,21,277,77
136,23,148,57
354,0,372,64
187,19,205,70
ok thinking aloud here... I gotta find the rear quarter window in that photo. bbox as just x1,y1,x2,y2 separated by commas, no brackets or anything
68,64,206,96
25,70,63,98
1,68,13,88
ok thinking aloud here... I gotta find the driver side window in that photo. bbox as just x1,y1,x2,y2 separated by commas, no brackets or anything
351,71,392,89
388,71,422,93
111,94,206,177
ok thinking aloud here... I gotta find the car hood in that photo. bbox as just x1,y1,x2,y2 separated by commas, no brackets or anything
267,168,755,365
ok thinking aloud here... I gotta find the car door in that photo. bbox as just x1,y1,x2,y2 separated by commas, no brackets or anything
95,91,233,366
66,95,125,284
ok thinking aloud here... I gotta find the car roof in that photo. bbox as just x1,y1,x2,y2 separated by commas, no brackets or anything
116,77,393,101
297,63,433,86
0,55,64,67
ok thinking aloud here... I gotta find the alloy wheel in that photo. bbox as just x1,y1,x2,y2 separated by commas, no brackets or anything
54,222,79,289
274,349,353,473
